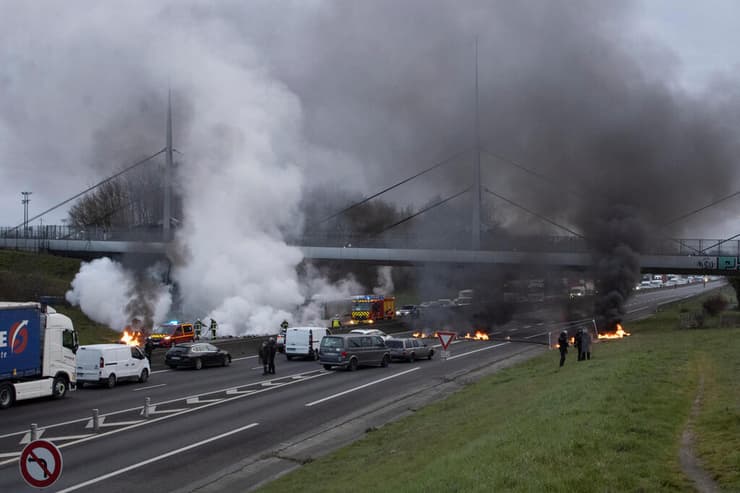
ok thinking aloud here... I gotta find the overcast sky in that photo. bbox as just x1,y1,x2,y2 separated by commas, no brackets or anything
2,0,740,239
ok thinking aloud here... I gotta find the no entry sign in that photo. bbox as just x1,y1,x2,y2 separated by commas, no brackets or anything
19,439,63,489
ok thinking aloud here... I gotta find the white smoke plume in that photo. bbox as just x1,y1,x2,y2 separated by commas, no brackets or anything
373,266,394,296
66,257,172,330
295,265,363,326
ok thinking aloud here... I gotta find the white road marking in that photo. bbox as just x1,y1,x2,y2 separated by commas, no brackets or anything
447,342,509,360
305,367,421,407
133,383,167,391
0,369,326,439
232,355,257,361
0,452,20,459
0,371,329,467
55,422,259,493
525,331,548,339
20,433,93,445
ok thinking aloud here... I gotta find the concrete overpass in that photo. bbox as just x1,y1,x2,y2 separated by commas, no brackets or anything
2,232,739,275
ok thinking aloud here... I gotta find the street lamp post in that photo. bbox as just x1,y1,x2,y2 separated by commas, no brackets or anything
21,191,32,238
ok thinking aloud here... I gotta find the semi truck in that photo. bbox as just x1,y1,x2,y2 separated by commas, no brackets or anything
0,302,78,409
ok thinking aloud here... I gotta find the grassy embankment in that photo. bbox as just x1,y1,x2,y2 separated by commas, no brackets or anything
259,287,740,493
0,249,118,344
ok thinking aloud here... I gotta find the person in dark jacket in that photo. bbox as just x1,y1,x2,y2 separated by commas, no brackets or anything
259,341,269,375
558,330,569,367
144,339,154,361
267,337,277,375
574,329,583,361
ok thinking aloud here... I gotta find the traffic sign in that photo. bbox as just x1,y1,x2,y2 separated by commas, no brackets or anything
19,439,63,489
437,331,456,350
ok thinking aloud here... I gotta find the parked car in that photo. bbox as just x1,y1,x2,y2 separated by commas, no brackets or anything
77,344,150,388
395,304,418,317
276,328,287,353
349,328,390,340
386,338,434,362
319,333,390,371
165,343,231,370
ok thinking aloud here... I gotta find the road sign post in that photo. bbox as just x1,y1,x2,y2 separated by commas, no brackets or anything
437,331,456,360
19,439,63,489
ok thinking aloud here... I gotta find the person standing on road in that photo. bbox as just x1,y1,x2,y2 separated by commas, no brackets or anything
580,328,592,361
558,330,569,367
267,337,277,375
259,340,269,375
194,319,203,340
144,338,154,361
209,318,217,339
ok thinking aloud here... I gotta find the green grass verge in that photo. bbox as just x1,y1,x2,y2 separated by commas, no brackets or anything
258,288,740,493
0,249,119,344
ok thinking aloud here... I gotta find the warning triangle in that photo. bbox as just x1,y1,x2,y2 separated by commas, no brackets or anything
437,331,456,350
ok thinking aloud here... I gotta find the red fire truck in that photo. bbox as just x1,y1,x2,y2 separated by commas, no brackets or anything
350,295,395,324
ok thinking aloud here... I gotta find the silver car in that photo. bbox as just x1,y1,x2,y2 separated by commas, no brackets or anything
386,338,434,362
319,334,390,371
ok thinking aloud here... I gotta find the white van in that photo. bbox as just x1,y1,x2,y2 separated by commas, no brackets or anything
77,344,150,388
285,327,330,360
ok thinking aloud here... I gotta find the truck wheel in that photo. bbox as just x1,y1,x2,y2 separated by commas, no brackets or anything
139,369,149,383
222,355,230,367
381,355,390,368
52,376,68,399
0,383,15,409
408,353,416,363
106,374,117,389
428,350,434,360
348,358,358,371
194,358,203,370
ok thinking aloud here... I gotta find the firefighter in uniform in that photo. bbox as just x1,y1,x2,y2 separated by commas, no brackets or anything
209,318,218,339
194,319,203,340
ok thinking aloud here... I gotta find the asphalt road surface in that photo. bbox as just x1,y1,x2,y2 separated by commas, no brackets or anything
0,280,721,492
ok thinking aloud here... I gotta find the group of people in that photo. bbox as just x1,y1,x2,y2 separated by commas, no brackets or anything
259,337,277,375
557,327,592,367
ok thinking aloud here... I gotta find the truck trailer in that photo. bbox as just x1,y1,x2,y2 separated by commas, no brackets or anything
0,302,78,409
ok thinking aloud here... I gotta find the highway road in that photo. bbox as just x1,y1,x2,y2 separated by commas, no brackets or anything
0,280,722,492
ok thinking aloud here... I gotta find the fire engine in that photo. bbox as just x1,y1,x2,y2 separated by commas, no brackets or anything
350,295,395,324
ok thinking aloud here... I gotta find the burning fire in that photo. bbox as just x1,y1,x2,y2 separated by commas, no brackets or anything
412,331,439,339
597,323,631,340
463,330,490,341
120,329,143,346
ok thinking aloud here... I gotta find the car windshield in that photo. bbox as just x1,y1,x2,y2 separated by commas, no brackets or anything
321,337,343,348
386,340,403,348
153,325,175,335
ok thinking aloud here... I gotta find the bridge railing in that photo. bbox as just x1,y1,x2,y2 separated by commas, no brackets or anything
2,225,739,257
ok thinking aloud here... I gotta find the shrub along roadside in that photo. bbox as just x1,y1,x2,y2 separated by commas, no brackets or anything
258,293,740,493
0,249,119,344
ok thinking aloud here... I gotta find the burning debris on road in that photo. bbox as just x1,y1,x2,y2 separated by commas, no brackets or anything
597,322,631,340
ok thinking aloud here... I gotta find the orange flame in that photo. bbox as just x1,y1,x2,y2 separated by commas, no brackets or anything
463,330,490,341
597,323,631,340
120,329,143,346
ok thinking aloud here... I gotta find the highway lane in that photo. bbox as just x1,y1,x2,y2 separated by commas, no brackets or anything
0,338,540,492
0,280,721,491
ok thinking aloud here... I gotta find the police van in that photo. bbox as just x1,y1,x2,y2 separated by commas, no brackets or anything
284,326,330,360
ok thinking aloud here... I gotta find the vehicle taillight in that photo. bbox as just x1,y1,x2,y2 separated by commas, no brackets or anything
99,357,105,368
340,351,347,359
